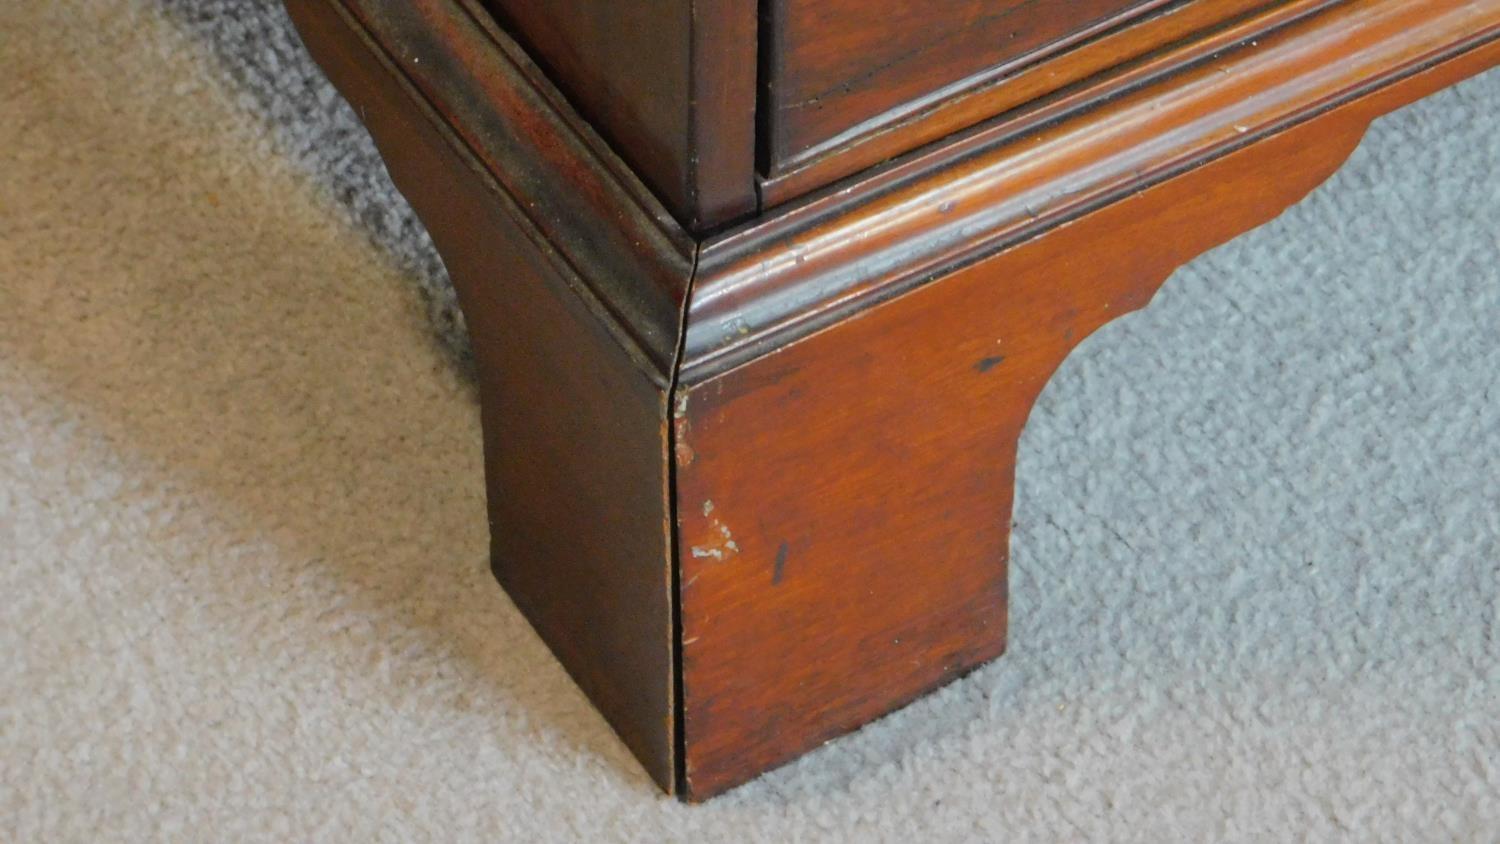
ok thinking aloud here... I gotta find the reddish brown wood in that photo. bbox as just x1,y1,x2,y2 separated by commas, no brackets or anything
677,125,1368,798
676,0,1500,797
758,0,1326,207
761,0,1169,169
283,0,1500,802
688,0,1500,378
480,0,758,230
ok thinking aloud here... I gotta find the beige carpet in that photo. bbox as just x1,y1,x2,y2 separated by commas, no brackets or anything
4,2,1498,840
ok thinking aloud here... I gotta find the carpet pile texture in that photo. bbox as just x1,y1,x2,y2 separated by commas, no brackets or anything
3,2,1497,839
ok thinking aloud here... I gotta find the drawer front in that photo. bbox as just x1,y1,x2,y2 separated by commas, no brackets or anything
765,0,1167,164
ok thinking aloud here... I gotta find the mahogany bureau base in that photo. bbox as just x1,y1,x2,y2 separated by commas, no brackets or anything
283,0,1500,800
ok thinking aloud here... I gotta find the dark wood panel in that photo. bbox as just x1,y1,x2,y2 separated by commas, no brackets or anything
482,0,758,231
284,0,688,791
763,0,1170,170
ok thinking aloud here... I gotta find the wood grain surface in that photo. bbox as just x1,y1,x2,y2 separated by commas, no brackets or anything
675,0,1500,798
761,0,1168,169
758,0,1315,206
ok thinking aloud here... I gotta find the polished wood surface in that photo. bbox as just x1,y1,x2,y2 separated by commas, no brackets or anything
677,62,1500,801
758,0,1314,206
283,0,1500,801
674,2,1500,795
690,0,1500,379
761,0,1165,168
284,0,692,790
481,0,757,231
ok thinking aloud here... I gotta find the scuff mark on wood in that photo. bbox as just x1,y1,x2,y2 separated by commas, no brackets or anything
691,518,740,562
674,406,695,466
772,541,790,585
974,355,1006,373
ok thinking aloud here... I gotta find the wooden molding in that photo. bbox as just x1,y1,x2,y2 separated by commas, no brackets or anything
690,0,1500,384
757,0,1302,202
299,0,698,380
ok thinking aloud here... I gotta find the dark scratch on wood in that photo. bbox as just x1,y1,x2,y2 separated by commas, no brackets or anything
975,355,1006,373
772,542,790,585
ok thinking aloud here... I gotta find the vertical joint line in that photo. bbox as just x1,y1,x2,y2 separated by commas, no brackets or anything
754,0,775,184
666,242,702,799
